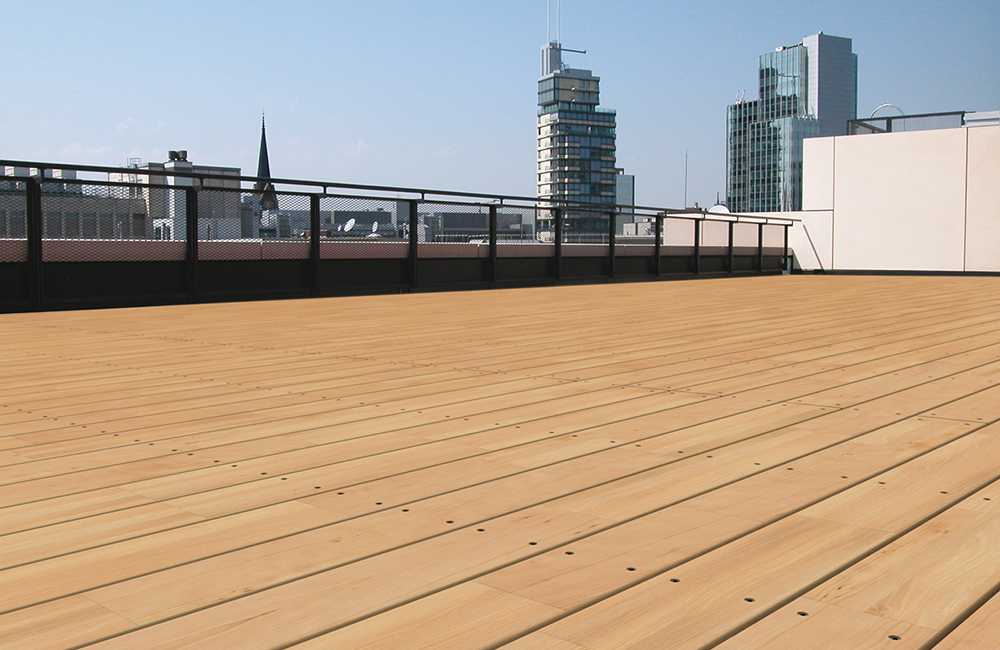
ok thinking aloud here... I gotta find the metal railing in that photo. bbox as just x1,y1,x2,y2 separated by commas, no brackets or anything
0,158,796,311
848,111,966,135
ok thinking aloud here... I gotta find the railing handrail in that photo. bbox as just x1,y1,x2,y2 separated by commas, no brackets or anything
0,158,798,226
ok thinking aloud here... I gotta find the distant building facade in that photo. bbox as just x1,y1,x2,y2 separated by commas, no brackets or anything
1,167,148,240
108,151,241,240
537,41,617,237
615,168,635,233
727,33,857,212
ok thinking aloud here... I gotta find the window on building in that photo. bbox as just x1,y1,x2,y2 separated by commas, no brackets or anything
64,212,80,239
82,213,97,238
99,213,114,239
45,213,62,239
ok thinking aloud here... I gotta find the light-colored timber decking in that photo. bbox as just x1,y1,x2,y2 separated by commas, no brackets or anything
2,275,1000,650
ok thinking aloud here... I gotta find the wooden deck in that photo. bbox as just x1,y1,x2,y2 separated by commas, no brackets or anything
2,275,1000,650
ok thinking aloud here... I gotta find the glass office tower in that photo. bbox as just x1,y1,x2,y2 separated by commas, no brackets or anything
537,42,617,237
727,33,856,212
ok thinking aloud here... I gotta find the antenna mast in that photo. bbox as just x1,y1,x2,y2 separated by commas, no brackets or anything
557,0,561,43
684,150,689,208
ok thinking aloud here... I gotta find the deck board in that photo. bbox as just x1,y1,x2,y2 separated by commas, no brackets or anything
2,275,1000,649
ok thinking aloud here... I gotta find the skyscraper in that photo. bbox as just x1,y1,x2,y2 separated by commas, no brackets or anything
727,33,857,212
537,41,617,237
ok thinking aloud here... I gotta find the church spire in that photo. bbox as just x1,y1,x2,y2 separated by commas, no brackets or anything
255,113,278,210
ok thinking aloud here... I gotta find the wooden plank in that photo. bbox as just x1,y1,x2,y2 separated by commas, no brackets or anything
0,501,334,612
288,584,569,650
500,430,1000,649
0,596,135,650
923,383,1000,423
808,508,1000,630
0,502,205,570
0,487,155,536
0,391,709,533
63,511,589,650
1,369,550,461
934,590,1000,650
710,599,934,649
716,484,1000,649
7,413,975,647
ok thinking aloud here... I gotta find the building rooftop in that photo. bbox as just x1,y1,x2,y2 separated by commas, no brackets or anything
2,275,1000,649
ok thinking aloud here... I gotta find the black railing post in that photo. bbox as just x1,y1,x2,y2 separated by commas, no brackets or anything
554,207,563,283
727,220,735,274
693,218,701,275
25,177,43,306
408,200,419,290
654,213,663,277
488,204,498,285
757,222,765,272
186,185,199,301
783,223,790,273
310,194,321,294
607,211,616,280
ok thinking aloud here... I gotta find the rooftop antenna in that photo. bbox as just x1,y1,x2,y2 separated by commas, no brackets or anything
547,0,552,41
557,0,561,43
684,150,689,208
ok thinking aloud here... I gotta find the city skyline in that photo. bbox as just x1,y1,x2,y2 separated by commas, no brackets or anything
1,0,997,209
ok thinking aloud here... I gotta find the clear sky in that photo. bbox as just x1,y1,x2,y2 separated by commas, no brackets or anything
1,0,997,208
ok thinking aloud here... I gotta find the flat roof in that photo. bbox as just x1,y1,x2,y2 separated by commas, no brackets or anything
2,275,999,649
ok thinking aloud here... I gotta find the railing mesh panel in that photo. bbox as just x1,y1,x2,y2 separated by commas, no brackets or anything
418,202,481,258
733,222,758,247
700,219,730,247
663,216,695,247
498,206,539,244
319,196,407,259
196,189,313,260
40,180,169,262
563,208,611,245
0,179,28,262
763,223,785,248
196,187,246,241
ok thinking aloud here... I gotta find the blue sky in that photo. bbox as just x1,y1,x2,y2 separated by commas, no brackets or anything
1,0,996,208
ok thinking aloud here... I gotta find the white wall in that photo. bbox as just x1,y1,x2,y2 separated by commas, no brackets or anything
788,210,833,270
791,125,1000,272
965,127,1000,271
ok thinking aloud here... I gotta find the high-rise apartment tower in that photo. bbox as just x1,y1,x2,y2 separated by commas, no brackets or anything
537,42,617,236
727,33,857,212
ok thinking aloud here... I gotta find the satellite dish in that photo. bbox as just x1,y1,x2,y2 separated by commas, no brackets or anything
344,218,356,232
372,221,379,233
708,205,731,215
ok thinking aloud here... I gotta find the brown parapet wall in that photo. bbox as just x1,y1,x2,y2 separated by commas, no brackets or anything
0,238,28,263
41,239,185,262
